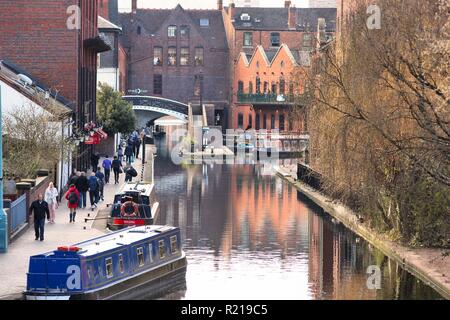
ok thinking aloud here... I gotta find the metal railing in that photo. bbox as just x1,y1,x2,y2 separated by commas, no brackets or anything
10,194,27,235
237,93,299,104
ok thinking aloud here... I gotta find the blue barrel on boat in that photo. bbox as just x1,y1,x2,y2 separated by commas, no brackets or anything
0,209,8,253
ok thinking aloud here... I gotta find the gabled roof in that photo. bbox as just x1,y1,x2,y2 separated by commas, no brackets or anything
237,44,305,68
118,6,228,49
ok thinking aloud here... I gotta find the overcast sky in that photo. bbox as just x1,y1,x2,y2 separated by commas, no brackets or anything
118,0,310,11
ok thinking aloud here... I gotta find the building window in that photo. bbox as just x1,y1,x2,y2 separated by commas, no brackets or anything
180,47,190,66
248,114,253,129
180,26,189,39
256,77,261,93
154,74,162,95
118,254,124,273
200,18,209,27
168,47,177,66
249,81,253,94
279,115,285,131
137,26,141,35
105,258,113,278
194,47,204,66
289,83,294,96
270,32,280,47
280,60,285,68
303,34,313,48
289,118,293,131
238,81,244,93
159,240,165,259
271,82,277,95
137,247,145,267
263,114,267,129
243,32,253,46
271,114,276,129
263,81,269,93
168,25,177,38
280,78,286,94
256,61,260,69
238,113,244,128
153,47,163,66
255,113,260,130
148,243,153,262
170,236,178,254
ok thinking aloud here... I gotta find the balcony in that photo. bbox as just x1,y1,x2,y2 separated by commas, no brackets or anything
237,92,299,105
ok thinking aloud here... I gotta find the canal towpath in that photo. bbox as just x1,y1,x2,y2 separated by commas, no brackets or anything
0,148,153,300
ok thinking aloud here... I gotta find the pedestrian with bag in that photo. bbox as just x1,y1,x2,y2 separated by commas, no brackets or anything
65,184,80,223
125,144,134,165
112,156,123,184
102,156,112,184
75,171,88,209
124,164,138,182
95,167,105,201
44,182,59,224
29,194,50,241
88,172,100,209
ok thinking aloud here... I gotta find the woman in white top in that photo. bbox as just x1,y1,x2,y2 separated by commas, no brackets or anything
44,182,59,224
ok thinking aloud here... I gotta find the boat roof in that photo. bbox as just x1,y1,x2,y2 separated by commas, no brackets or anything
72,225,178,258
116,182,154,197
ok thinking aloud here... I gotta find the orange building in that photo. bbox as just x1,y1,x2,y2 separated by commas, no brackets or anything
231,44,309,131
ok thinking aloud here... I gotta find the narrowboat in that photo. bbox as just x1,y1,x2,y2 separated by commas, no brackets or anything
24,225,187,300
107,181,160,230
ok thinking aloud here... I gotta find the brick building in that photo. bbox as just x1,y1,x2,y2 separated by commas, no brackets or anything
0,0,110,171
222,1,336,130
118,1,229,128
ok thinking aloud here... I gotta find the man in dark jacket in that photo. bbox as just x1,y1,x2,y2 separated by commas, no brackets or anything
124,165,138,182
95,167,105,201
90,153,100,172
75,172,89,209
29,194,50,241
88,172,99,209
68,168,78,186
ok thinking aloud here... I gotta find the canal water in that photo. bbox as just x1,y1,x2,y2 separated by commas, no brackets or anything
151,127,444,300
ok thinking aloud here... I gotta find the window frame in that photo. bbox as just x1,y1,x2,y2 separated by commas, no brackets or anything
105,257,114,278
168,25,177,38
199,18,210,27
118,254,124,273
170,236,178,254
137,247,145,267
153,74,163,95
238,113,244,128
243,32,253,47
270,32,280,47
149,243,154,262
153,47,163,66
194,47,204,66
180,25,190,39
159,240,166,259
167,47,177,66
180,47,190,66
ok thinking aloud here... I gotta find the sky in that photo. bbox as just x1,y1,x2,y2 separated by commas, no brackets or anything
118,0,310,11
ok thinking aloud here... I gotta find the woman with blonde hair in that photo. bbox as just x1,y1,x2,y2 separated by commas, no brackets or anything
44,182,59,224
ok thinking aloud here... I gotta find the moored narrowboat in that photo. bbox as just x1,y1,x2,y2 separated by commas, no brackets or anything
24,225,187,300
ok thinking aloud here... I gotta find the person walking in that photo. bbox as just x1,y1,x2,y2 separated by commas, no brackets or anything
68,168,78,187
29,194,50,241
95,167,105,201
102,156,112,184
75,172,88,209
44,182,59,224
91,152,100,173
117,146,124,163
124,164,138,183
112,156,123,184
125,144,134,165
88,173,100,209
134,138,142,159
64,184,80,223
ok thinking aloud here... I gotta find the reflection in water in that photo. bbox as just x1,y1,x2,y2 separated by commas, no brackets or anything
151,126,443,300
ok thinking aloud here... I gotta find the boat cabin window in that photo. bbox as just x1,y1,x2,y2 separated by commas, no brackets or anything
170,236,178,254
137,247,145,267
105,258,113,278
148,243,153,263
87,267,92,279
159,240,165,259
118,254,124,273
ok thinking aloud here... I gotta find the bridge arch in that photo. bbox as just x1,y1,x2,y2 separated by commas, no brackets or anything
123,95,189,127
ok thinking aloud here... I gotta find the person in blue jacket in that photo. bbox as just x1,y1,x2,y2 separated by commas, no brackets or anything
88,172,100,209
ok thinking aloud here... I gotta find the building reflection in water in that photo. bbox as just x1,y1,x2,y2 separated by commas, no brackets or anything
153,126,443,300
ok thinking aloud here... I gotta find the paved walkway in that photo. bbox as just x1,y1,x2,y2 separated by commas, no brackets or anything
0,151,150,299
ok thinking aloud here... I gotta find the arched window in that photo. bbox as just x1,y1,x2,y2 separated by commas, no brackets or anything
238,81,244,93
279,78,286,94
256,77,261,94
168,25,177,38
248,81,253,94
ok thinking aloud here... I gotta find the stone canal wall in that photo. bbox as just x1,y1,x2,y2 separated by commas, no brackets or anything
275,166,450,300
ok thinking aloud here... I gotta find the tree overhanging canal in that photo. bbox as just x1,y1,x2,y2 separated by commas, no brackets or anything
146,127,444,300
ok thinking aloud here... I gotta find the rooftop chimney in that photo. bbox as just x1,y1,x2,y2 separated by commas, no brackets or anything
285,1,291,8
288,5,296,29
132,0,137,13
218,0,223,10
